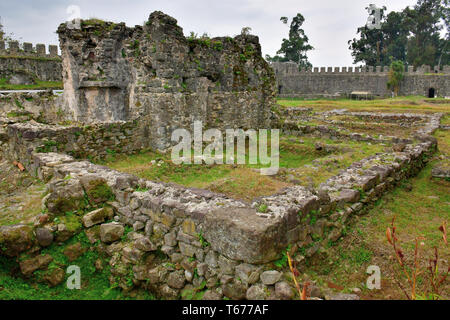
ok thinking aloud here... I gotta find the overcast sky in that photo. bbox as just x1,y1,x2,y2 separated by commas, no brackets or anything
0,0,420,66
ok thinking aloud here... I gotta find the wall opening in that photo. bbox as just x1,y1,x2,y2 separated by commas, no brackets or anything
278,85,283,94
428,88,435,98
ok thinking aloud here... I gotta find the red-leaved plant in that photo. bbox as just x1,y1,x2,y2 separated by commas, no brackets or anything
287,251,310,300
386,218,449,300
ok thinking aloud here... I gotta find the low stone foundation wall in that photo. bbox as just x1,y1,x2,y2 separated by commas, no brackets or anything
0,92,64,124
0,110,440,299
280,107,441,144
1,119,146,169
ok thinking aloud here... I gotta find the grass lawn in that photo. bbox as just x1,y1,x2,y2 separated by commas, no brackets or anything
277,96,450,114
99,136,384,201
441,113,450,125
1,96,448,300
298,128,450,300
0,232,155,300
0,78,63,90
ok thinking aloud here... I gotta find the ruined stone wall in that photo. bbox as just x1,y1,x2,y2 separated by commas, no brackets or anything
0,41,62,82
1,120,144,167
0,95,442,299
57,11,277,151
0,92,65,124
0,11,446,300
0,114,438,299
272,62,450,98
0,93,147,166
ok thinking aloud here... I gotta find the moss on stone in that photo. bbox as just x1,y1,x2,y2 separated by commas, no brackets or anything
60,214,82,234
36,140,58,153
0,55,61,62
49,197,85,215
86,180,115,204
0,224,34,256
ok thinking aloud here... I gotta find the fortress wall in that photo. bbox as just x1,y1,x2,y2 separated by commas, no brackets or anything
401,74,450,97
272,62,450,98
0,41,62,82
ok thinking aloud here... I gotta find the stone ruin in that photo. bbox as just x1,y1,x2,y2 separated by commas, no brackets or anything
57,11,277,150
0,11,447,300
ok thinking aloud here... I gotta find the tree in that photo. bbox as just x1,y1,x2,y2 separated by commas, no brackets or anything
382,11,410,64
348,0,449,68
348,24,385,66
404,0,448,68
266,13,314,69
387,60,405,96
438,0,450,68
0,17,14,42
0,17,4,41
348,6,409,66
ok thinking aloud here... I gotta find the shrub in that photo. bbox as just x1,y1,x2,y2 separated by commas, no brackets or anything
387,60,405,96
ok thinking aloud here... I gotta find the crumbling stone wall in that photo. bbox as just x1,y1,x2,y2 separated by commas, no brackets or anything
0,41,62,82
272,62,450,98
0,10,445,300
57,11,277,150
0,92,65,124
0,91,144,164
1,120,143,168
0,113,438,299
0,95,442,299
279,108,432,145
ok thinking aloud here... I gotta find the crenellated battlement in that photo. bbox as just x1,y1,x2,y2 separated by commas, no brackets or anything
0,40,62,83
271,61,450,76
271,61,450,98
0,40,60,59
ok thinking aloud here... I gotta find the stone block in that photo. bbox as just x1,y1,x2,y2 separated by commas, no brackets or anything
204,208,287,264
23,42,33,52
49,45,58,56
100,223,124,243
36,43,46,55
8,41,19,52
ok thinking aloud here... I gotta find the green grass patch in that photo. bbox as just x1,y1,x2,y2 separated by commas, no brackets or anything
277,96,450,114
338,246,373,267
0,55,61,62
97,135,385,200
0,78,63,90
0,232,155,300
359,162,450,249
